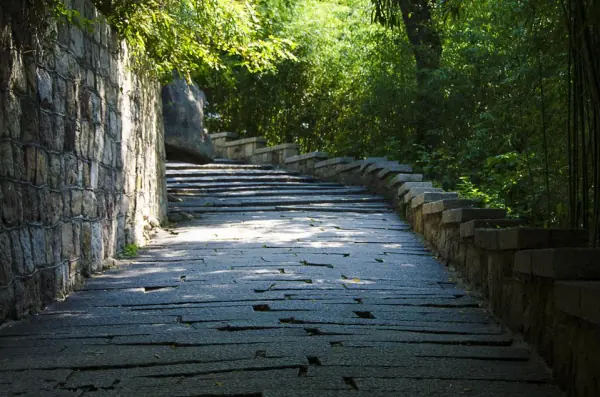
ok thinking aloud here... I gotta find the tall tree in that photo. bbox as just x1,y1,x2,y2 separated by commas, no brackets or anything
372,0,442,149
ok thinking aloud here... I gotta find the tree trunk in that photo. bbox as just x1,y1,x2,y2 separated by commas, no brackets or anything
398,0,443,149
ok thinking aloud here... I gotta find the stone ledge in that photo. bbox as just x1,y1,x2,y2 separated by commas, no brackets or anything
555,281,600,326
339,157,387,173
359,158,390,172
224,137,267,147
442,208,507,224
363,161,399,175
388,173,424,187
254,143,299,155
284,151,329,164
209,132,239,140
514,248,600,280
403,188,444,204
474,227,588,251
460,219,525,238
397,182,433,198
377,164,413,179
314,157,355,169
422,199,480,216
412,192,459,208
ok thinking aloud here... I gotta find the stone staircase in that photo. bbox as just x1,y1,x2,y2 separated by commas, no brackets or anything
167,160,390,215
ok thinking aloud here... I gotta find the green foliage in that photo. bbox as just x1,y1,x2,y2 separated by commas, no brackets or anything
121,244,139,258
202,0,574,227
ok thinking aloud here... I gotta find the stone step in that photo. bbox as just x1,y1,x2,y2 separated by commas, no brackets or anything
170,195,386,208
166,169,298,177
170,203,391,214
170,187,369,198
166,182,343,191
166,162,272,170
166,175,316,184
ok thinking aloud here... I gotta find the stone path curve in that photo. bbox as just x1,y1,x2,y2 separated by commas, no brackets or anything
0,161,563,396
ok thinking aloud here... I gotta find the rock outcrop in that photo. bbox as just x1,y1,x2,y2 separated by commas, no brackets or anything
162,77,215,164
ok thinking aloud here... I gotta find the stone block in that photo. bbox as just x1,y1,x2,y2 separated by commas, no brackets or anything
515,248,600,280
22,185,40,223
397,181,433,198
35,149,48,186
404,188,445,204
36,68,53,109
412,192,459,208
24,145,37,183
20,97,39,143
376,164,413,179
225,137,267,161
1,181,23,227
555,281,600,326
4,92,22,139
442,208,507,224
71,190,83,216
7,232,24,279
284,151,329,164
460,219,525,239
19,228,34,274
62,222,75,261
0,232,12,286
252,143,300,165
422,199,480,216
11,143,24,180
0,141,14,178
54,77,67,114
475,227,587,251
314,157,354,169
363,161,398,175
388,173,423,188
30,227,46,268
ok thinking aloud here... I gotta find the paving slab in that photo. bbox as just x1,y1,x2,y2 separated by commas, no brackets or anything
0,160,561,396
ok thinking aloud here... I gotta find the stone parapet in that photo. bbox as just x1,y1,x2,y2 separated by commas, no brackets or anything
224,137,267,161
210,132,239,157
250,143,299,166
284,151,329,174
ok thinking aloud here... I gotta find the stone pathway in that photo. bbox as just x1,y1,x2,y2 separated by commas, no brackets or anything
0,161,563,396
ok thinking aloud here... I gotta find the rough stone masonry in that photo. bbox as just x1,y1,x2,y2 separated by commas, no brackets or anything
0,0,167,323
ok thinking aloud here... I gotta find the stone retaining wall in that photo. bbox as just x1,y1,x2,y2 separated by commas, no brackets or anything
0,1,167,323
213,132,600,397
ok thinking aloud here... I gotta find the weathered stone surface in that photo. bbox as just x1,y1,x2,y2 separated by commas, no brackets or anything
397,182,433,198
442,208,507,224
162,76,215,164
514,248,600,279
555,281,600,326
209,132,239,140
1,0,167,323
411,192,459,208
460,219,525,238
388,173,423,187
422,199,480,216
284,151,329,164
338,157,387,173
404,188,445,204
314,157,354,169
474,227,587,251
377,164,413,179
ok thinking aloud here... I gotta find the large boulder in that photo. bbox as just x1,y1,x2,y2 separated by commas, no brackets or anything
162,77,215,164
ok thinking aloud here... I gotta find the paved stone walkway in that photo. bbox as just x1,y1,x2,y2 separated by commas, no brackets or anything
0,161,563,396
